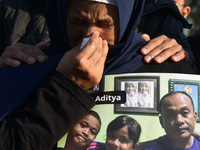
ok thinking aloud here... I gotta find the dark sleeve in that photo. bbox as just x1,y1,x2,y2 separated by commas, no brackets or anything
135,59,196,74
0,2,5,54
0,71,95,150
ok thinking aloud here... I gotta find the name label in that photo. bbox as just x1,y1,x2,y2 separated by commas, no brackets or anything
90,91,126,104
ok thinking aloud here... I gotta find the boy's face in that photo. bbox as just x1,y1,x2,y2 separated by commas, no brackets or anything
173,0,191,18
66,0,119,48
67,114,101,149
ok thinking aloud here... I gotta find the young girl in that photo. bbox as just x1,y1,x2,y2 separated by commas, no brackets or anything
88,115,141,150
138,82,152,108
124,82,138,107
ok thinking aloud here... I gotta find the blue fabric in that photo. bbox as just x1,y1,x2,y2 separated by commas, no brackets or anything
0,53,63,120
45,0,147,74
143,135,200,150
0,0,146,120
87,141,105,150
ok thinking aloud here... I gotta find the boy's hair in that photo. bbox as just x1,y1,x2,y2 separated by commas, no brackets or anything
158,91,194,114
185,0,192,6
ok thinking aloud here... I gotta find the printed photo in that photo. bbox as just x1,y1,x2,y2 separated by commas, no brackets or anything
115,76,160,114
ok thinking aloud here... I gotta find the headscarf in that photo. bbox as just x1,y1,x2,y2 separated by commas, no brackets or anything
46,0,146,74
87,0,116,5
0,0,146,120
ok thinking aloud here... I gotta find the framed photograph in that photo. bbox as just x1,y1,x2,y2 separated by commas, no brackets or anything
169,79,200,122
87,76,105,93
114,76,160,114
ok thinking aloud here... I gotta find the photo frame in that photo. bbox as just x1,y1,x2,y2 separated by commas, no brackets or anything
169,79,200,122
114,76,160,114
87,76,105,93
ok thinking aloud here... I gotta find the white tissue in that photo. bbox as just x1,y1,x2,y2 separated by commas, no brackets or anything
80,37,91,49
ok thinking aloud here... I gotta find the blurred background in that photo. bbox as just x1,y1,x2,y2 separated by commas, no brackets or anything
186,0,200,35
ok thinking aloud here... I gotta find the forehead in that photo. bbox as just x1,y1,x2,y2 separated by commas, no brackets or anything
68,0,117,14
162,93,193,111
174,0,185,4
80,115,100,128
110,126,129,137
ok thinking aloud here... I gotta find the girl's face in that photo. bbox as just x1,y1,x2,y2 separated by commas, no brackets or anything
126,84,135,93
140,83,148,93
67,115,101,149
105,126,134,150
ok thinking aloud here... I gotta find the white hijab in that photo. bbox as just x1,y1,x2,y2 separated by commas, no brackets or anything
87,0,116,5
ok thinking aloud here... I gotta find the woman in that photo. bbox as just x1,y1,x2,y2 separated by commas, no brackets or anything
138,82,152,108
0,0,194,120
88,115,141,150
53,110,101,150
125,82,138,107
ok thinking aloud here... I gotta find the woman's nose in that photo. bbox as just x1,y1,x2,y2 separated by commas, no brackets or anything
84,25,102,38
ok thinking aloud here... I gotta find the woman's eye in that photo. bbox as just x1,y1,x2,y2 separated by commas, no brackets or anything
68,18,87,26
97,21,113,28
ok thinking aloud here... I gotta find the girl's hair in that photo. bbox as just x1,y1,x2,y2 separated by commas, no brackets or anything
106,115,141,144
87,110,102,126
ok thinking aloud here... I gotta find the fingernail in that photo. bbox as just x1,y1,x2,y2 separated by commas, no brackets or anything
13,60,20,67
144,55,152,63
141,48,148,54
154,56,162,62
172,55,178,61
27,57,36,64
38,55,47,62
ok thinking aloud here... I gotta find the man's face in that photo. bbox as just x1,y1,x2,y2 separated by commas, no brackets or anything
140,83,148,93
126,83,135,93
67,114,101,149
173,0,191,18
160,93,197,141
173,0,185,12
66,0,119,48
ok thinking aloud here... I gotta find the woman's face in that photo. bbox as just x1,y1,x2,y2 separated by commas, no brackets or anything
140,83,148,93
105,126,134,150
66,0,119,47
67,114,101,149
126,84,135,93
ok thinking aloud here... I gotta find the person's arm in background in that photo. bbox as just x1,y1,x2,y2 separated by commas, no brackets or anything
0,72,95,150
0,35,187,68
141,34,188,64
0,42,48,67
0,32,108,150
